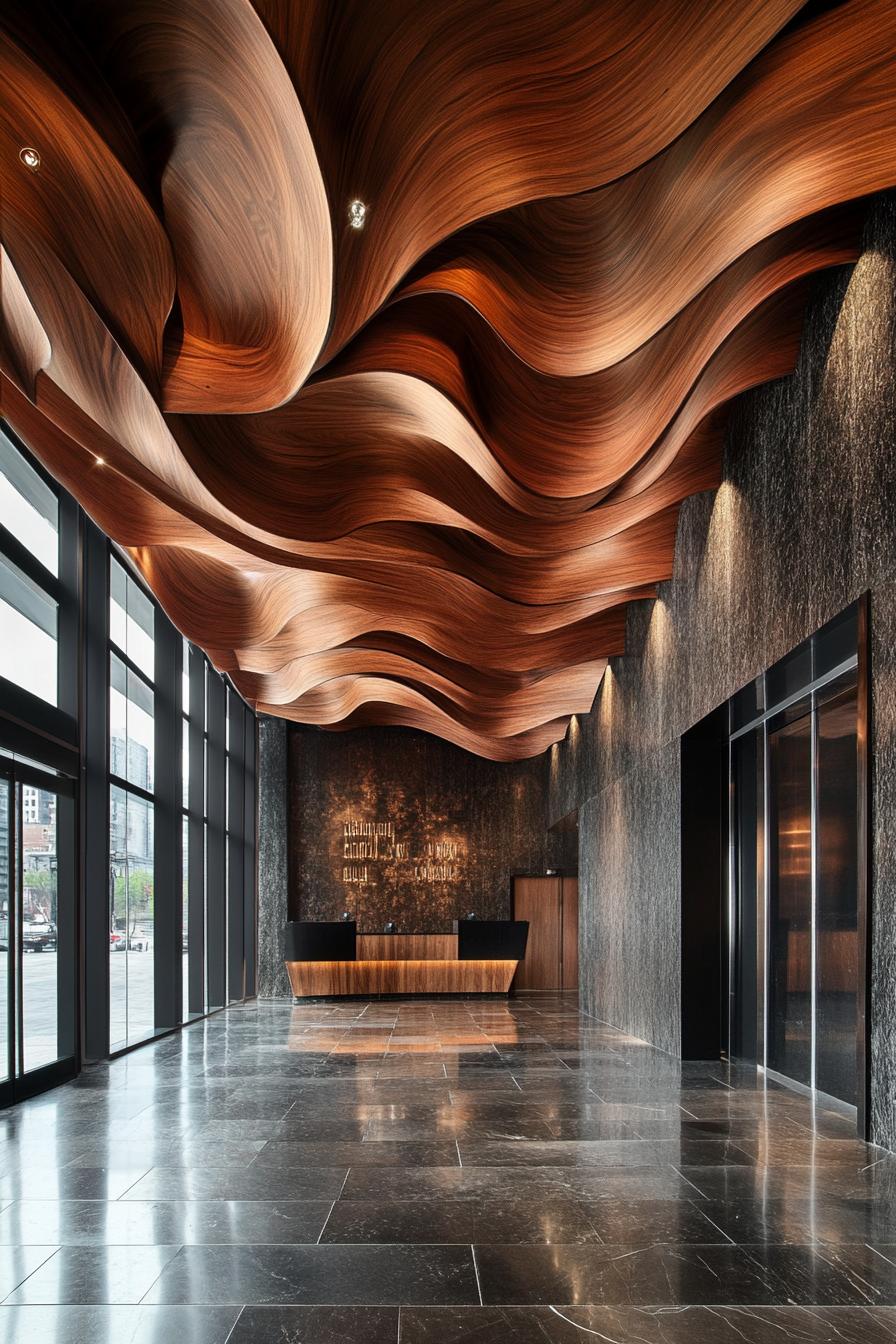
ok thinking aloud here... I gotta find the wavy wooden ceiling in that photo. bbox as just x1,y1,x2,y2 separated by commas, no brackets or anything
2,0,895,757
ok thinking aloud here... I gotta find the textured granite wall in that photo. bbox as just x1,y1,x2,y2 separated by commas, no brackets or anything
548,193,896,1145
579,741,681,1054
256,716,291,998
288,725,573,934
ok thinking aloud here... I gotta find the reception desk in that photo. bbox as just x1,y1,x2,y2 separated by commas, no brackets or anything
284,920,528,998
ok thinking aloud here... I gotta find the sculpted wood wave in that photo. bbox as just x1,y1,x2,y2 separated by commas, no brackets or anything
2,0,894,757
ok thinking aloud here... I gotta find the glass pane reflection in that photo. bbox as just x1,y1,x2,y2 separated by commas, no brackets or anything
767,709,813,1087
816,684,859,1105
21,785,60,1072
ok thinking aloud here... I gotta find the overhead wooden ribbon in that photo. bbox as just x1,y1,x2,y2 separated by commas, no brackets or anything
1,0,892,757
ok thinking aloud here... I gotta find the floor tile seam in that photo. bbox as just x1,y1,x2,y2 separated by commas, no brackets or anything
130,1242,187,1305
0,1245,61,1303
736,1240,880,1303
316,1200,339,1244
222,1304,246,1343
860,1242,896,1269
682,1200,736,1246
670,1165,709,1198
470,1244,483,1306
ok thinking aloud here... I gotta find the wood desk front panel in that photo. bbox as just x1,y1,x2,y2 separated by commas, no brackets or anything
357,934,457,961
286,958,517,997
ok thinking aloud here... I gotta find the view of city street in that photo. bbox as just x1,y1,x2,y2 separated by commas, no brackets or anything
0,951,192,1070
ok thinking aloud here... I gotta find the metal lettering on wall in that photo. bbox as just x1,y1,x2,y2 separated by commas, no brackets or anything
342,816,466,886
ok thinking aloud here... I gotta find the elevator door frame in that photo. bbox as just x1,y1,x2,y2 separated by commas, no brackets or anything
727,595,870,1137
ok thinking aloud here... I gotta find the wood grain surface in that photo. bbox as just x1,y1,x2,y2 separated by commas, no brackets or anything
2,0,894,756
285,957,517,996
512,877,562,991
357,934,457,962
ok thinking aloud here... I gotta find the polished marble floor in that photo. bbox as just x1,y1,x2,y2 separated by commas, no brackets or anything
1,994,896,1341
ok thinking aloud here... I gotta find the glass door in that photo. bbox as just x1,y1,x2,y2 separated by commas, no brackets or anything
767,704,813,1088
733,668,861,1110
0,776,10,1095
0,762,77,1105
815,677,859,1105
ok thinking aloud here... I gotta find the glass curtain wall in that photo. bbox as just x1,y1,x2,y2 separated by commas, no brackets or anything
729,603,863,1114
0,420,258,1100
181,643,256,1021
108,558,156,1050
0,425,79,1100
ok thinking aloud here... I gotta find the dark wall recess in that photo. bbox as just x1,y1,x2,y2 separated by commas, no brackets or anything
680,706,727,1060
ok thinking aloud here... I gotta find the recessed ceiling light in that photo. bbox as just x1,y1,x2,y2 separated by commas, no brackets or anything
348,199,368,230
94,456,105,466
19,147,40,171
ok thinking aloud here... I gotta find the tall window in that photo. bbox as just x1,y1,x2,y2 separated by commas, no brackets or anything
1,420,257,1096
0,425,78,1102
108,556,156,1050
182,639,208,1018
0,429,61,708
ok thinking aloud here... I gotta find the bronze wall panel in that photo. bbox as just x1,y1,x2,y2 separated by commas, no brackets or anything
288,725,573,933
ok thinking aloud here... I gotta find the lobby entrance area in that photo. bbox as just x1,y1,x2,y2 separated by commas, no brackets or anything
0,761,77,1105
729,601,866,1119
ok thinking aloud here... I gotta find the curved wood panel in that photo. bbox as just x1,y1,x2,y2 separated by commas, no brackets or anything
400,0,895,374
255,0,801,361
3,0,894,756
69,0,333,412
1,248,51,397
0,27,174,386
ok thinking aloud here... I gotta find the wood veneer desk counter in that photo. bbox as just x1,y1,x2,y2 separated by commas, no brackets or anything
284,922,528,998
357,933,456,960
286,956,518,997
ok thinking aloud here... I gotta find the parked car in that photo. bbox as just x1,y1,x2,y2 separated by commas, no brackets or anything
23,916,56,952
111,932,152,951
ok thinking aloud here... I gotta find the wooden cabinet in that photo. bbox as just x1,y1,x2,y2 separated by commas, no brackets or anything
512,876,578,991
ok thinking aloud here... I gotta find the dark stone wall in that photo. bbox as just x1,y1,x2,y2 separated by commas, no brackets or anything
288,725,573,934
548,193,896,1145
256,716,290,997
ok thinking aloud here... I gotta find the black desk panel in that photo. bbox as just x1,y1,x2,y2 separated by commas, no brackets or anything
455,919,529,961
285,921,357,962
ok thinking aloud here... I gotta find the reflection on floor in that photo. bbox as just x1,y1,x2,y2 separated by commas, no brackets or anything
1,994,896,1341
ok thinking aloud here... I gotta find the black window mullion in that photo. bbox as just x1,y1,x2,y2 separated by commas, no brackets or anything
227,693,245,1002
107,773,154,805
243,707,257,999
187,646,205,1017
153,615,180,1030
82,519,110,1061
0,523,64,600
205,672,226,1011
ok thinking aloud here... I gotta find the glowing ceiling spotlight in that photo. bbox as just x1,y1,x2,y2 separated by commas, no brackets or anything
348,199,368,230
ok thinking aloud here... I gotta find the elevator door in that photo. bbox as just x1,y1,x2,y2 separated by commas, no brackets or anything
815,682,858,1105
762,673,859,1108
767,708,813,1087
